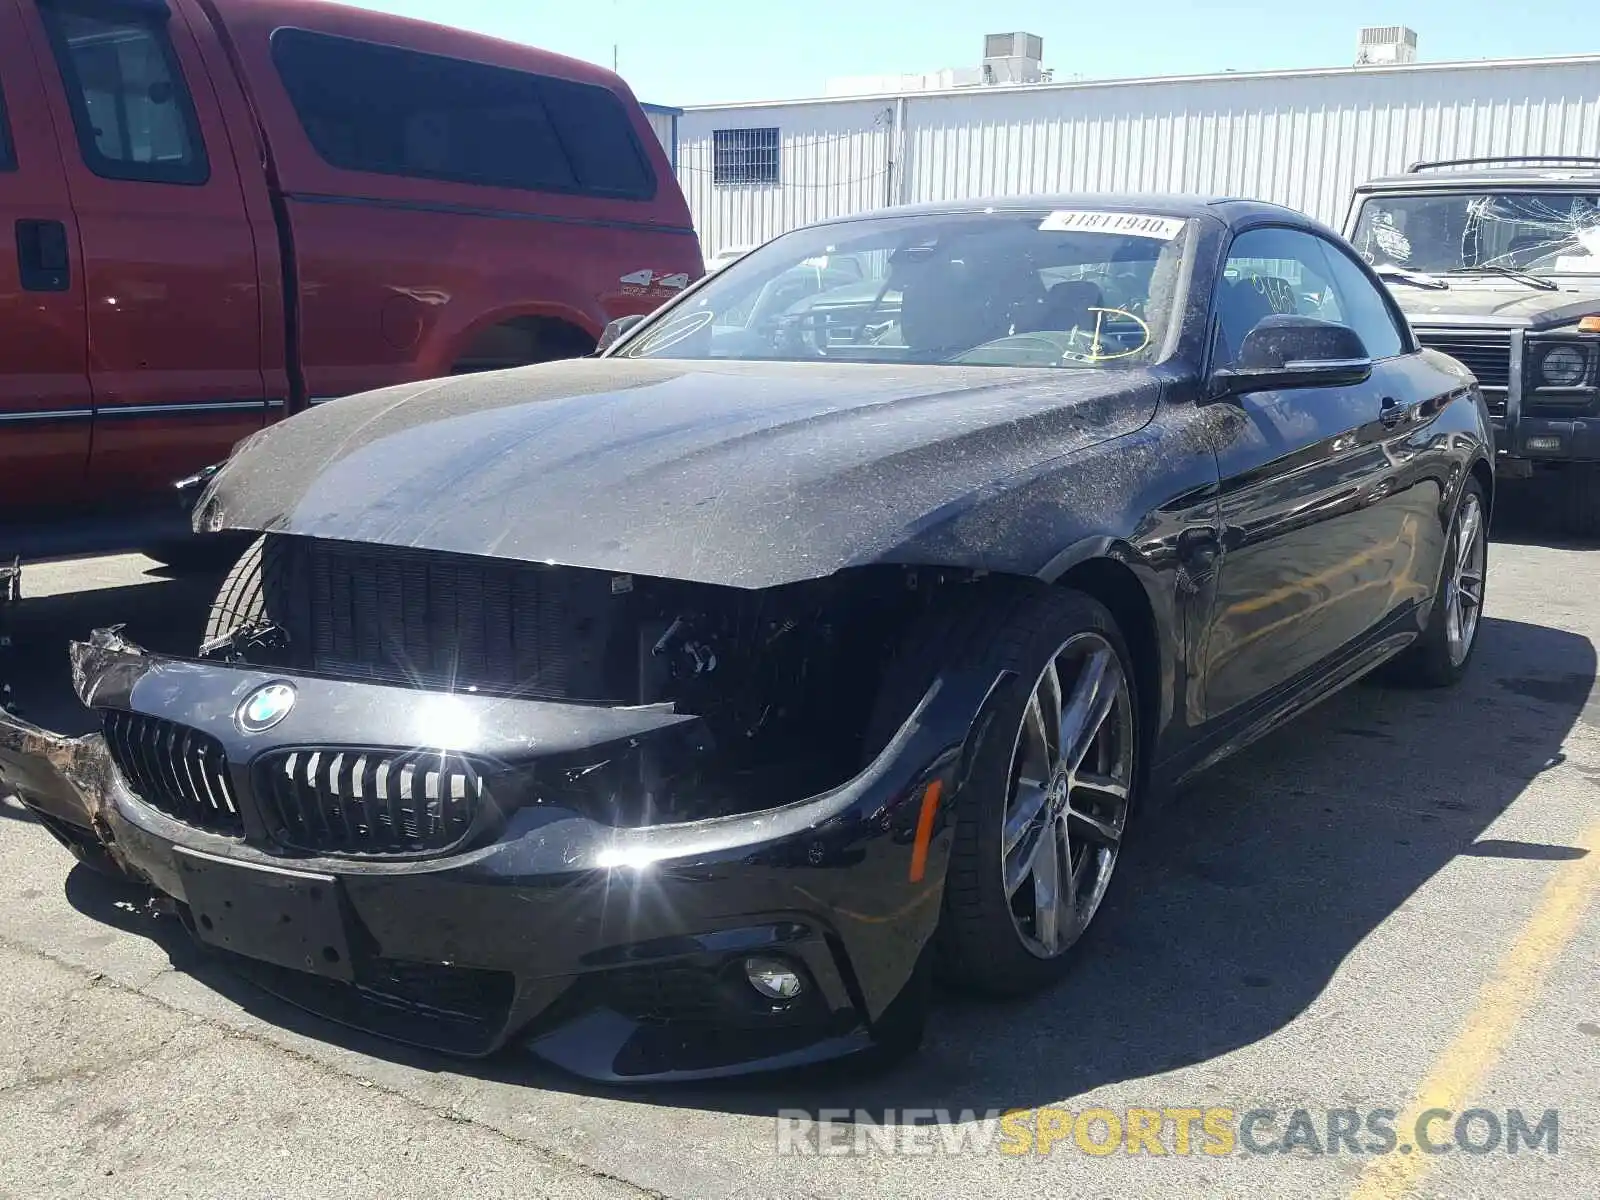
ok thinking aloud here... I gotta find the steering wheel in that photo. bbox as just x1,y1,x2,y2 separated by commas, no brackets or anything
772,309,834,357
1064,306,1151,363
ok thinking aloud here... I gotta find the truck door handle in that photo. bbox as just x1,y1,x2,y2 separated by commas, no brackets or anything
15,219,70,292
1379,396,1407,428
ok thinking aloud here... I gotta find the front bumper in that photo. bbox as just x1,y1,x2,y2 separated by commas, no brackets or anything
1503,414,1600,464
0,632,1002,1082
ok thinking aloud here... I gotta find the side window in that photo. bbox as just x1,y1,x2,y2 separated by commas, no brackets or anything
1215,227,1340,366
537,77,654,198
38,0,209,184
1312,240,1407,360
0,77,15,171
271,29,656,200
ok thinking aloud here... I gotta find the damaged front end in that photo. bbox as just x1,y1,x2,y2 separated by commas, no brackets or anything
0,628,149,878
0,540,1009,1081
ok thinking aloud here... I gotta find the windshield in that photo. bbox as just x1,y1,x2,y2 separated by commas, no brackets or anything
1351,190,1600,276
618,209,1195,368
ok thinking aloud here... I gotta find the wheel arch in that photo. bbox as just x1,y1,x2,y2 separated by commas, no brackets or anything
1050,552,1166,773
1469,454,1495,517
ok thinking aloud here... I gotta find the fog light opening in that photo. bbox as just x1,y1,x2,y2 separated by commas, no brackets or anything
743,956,805,1000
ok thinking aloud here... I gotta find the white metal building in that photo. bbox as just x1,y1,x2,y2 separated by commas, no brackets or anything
672,49,1600,257
640,102,682,170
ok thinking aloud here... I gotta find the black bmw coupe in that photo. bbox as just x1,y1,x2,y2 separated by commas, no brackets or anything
1,194,1493,1082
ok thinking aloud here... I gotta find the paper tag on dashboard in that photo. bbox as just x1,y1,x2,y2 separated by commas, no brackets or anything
1039,210,1187,240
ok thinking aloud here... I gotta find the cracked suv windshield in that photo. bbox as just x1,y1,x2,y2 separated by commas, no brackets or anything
620,211,1193,367
1351,191,1600,281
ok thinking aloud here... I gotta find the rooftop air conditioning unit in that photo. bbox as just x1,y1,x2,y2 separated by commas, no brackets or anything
982,32,1045,85
1356,25,1418,66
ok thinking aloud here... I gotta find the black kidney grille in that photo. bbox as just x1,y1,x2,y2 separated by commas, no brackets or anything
102,709,242,836
261,535,620,700
1414,329,1512,390
255,748,486,855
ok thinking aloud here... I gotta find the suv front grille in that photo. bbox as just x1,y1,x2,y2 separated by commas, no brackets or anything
1414,328,1510,416
102,710,243,836
1414,328,1512,389
254,747,488,856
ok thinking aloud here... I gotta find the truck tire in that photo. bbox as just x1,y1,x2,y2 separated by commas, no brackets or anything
1557,464,1600,539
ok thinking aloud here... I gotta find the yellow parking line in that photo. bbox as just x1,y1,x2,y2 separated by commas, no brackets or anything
1349,815,1600,1200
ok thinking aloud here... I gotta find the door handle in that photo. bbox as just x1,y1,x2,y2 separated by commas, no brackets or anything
15,219,70,293
1177,527,1222,567
1379,396,1407,428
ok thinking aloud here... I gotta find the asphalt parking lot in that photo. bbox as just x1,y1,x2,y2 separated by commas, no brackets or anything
2,493,1597,1200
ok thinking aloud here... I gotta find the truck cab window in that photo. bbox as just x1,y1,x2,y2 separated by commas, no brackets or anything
38,1,208,184
271,28,655,200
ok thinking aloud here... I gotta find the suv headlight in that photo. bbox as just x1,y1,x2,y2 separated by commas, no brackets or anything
1539,344,1589,388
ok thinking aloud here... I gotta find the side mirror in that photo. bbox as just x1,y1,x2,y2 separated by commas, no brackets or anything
1210,314,1373,398
595,313,645,355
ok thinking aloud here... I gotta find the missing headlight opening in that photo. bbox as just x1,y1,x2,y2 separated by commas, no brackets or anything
200,534,977,827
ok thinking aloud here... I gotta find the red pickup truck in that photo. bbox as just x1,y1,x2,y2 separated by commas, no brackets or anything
0,0,701,565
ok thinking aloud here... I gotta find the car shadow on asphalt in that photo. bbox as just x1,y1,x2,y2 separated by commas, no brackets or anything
5,564,225,735
1489,479,1600,551
44,613,1599,1116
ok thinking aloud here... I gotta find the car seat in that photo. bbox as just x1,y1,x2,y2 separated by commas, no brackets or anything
1033,280,1103,332
1215,276,1284,362
899,257,1037,358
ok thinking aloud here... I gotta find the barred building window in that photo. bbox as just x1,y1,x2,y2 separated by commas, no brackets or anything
713,127,779,186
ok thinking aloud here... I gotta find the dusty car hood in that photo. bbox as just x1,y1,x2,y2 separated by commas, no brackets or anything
200,358,1160,588
1395,282,1600,329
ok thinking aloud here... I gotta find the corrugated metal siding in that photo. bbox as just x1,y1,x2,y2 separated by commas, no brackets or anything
678,58,1600,252
677,100,895,255
641,106,678,167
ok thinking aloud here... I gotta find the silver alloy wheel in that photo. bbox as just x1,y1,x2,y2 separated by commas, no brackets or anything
1445,491,1486,667
1001,632,1134,959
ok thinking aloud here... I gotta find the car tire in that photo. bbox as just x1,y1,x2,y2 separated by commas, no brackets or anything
201,534,269,650
1556,464,1600,540
1384,476,1488,688
868,583,1142,998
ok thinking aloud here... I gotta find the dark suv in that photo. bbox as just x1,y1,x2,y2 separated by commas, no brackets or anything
1346,156,1600,534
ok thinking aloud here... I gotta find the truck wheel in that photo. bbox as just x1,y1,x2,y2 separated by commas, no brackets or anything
1556,464,1600,539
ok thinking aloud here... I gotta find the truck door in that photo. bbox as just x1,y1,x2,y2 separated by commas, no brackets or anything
22,0,266,502
0,4,91,517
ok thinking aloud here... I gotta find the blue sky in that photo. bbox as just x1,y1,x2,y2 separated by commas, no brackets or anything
347,1,1599,107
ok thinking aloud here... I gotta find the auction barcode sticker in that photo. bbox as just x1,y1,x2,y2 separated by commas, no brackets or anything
1039,210,1187,240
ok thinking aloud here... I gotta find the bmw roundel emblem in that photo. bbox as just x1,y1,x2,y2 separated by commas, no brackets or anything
238,683,296,734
